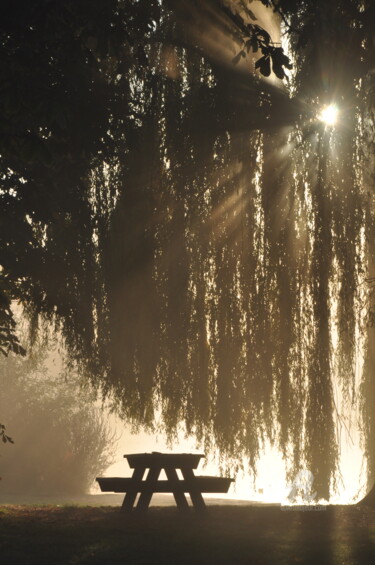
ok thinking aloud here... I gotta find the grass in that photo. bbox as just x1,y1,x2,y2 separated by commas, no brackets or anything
0,504,374,564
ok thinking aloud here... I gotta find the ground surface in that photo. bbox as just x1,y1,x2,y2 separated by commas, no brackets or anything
0,503,374,564
0,493,256,507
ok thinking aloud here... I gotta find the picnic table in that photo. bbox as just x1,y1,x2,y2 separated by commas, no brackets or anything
97,452,234,512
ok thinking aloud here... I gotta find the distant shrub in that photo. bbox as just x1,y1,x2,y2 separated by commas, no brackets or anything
0,351,117,494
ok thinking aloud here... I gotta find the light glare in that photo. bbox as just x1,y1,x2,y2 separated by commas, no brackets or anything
318,104,338,126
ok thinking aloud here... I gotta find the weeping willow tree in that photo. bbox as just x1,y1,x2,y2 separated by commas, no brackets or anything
1,0,375,500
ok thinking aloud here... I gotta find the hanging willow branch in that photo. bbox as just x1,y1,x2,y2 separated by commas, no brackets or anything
1,0,375,500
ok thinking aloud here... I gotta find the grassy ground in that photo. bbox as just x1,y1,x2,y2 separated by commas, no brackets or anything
0,504,374,565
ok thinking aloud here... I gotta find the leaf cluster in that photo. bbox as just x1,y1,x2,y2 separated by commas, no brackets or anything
0,423,13,444
225,1,292,79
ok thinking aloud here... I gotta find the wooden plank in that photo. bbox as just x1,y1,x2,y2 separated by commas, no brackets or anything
124,452,205,469
193,476,234,492
96,476,234,493
135,465,161,511
181,466,206,512
97,477,134,492
121,466,145,512
164,466,190,511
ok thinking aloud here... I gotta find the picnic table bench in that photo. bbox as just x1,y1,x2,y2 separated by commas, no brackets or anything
97,452,234,512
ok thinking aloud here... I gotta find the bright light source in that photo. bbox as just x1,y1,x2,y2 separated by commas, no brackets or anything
318,104,338,126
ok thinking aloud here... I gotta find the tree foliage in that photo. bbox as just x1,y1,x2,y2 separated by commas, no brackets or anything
1,0,375,500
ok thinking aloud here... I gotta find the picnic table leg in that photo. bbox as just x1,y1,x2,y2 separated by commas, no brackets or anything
181,467,206,512
121,466,145,512
135,466,161,512
164,467,190,511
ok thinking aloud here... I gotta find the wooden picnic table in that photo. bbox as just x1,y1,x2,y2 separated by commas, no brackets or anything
97,452,234,512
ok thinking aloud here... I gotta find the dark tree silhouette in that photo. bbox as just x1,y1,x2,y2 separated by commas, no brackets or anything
1,0,375,501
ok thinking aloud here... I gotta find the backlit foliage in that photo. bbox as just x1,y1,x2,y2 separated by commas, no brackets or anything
1,0,375,499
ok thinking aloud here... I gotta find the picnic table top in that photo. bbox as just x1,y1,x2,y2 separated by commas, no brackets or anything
123,452,205,469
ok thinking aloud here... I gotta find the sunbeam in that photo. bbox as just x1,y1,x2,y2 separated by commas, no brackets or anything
319,104,339,126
